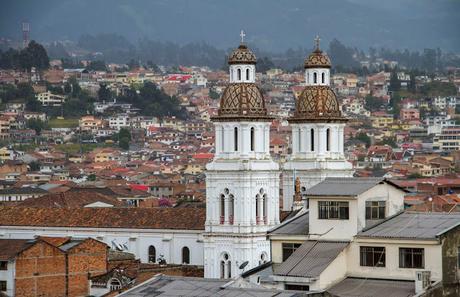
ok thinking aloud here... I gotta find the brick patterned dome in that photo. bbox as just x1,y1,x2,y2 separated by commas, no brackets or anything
290,86,345,122
214,83,271,120
228,44,257,65
304,49,331,69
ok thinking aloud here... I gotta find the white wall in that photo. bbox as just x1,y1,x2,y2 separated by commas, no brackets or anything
0,227,203,266
0,260,15,297
347,240,443,281
305,68,330,86
229,65,256,83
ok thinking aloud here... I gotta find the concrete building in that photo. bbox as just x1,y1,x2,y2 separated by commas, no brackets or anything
36,91,66,106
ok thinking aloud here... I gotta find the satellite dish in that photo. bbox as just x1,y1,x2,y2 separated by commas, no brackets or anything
239,261,249,270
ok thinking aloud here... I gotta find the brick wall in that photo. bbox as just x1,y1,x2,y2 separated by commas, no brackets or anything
15,241,66,297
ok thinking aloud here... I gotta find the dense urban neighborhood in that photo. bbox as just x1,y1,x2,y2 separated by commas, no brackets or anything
0,14,460,297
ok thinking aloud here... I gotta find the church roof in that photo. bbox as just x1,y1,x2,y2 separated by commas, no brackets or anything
304,48,331,69
228,43,257,65
0,206,206,230
213,83,272,121
290,86,345,123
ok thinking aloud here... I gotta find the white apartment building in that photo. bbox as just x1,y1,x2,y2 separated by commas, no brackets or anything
36,91,66,106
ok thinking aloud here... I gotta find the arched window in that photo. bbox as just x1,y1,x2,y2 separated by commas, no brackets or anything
298,128,302,152
246,68,250,80
262,193,267,224
313,72,317,84
148,245,156,263
110,278,122,291
220,253,231,279
326,128,330,151
310,128,315,151
259,253,268,265
322,72,325,84
228,194,234,224
234,127,238,151
237,68,241,81
255,194,260,222
250,127,255,151
220,194,225,224
182,247,190,264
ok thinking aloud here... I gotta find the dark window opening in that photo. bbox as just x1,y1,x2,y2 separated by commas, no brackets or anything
237,69,241,80
250,127,255,151
310,129,315,151
234,127,238,151
246,68,250,80
282,243,302,261
313,72,317,84
399,248,424,269
285,284,310,291
148,245,156,263
0,281,6,292
318,201,349,220
321,72,325,83
182,247,190,264
365,201,386,220
0,261,7,270
326,128,330,151
360,246,385,267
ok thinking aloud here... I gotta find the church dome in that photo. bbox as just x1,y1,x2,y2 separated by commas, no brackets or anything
215,83,270,120
304,49,331,69
228,44,257,65
290,86,345,122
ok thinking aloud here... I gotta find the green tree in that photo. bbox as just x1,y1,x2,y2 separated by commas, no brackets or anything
98,83,112,101
117,128,131,150
87,174,97,181
209,88,219,100
355,132,371,148
364,95,382,112
26,118,47,134
86,60,107,71
19,40,50,71
389,71,401,92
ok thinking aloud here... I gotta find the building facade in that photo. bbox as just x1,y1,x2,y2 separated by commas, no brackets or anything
282,39,353,211
203,38,281,279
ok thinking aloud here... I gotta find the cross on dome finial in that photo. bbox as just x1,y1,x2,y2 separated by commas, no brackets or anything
314,35,321,51
240,30,246,43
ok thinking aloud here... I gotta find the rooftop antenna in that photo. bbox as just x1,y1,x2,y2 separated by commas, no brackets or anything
240,30,246,44
22,21,30,49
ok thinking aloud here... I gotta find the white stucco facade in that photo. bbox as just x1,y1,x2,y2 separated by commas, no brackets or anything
0,226,204,266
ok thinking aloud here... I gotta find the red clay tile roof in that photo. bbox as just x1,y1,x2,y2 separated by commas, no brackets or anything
0,239,34,260
16,191,126,208
0,207,205,230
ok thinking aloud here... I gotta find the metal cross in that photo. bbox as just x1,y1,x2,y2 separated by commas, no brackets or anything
240,30,246,43
314,35,321,50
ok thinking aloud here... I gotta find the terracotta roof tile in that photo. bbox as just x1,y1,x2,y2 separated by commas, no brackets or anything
0,207,205,230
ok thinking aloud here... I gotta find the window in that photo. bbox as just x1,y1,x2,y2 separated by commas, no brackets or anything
326,128,330,151
365,201,386,220
182,246,190,264
282,243,301,261
399,248,424,269
148,245,156,263
313,72,317,84
246,68,250,80
250,127,255,151
228,194,234,225
310,129,315,151
318,201,349,220
0,281,6,292
220,253,231,279
234,127,238,151
285,284,310,291
321,72,325,84
0,261,7,270
237,68,241,80
110,279,121,291
220,194,225,224
360,246,385,267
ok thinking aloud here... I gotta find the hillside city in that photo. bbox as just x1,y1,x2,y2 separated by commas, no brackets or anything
0,29,460,297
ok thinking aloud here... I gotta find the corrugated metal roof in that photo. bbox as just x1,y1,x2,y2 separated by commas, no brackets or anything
327,277,415,297
357,211,460,240
306,177,385,196
274,241,349,278
269,210,309,235
119,275,305,296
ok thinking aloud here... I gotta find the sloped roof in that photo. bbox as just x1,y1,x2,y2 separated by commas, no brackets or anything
269,211,309,236
0,239,35,260
357,211,460,240
306,177,405,197
274,240,349,278
0,207,206,230
328,278,415,297
16,191,126,208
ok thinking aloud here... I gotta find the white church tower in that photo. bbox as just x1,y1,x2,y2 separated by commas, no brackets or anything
282,36,353,210
204,32,280,279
